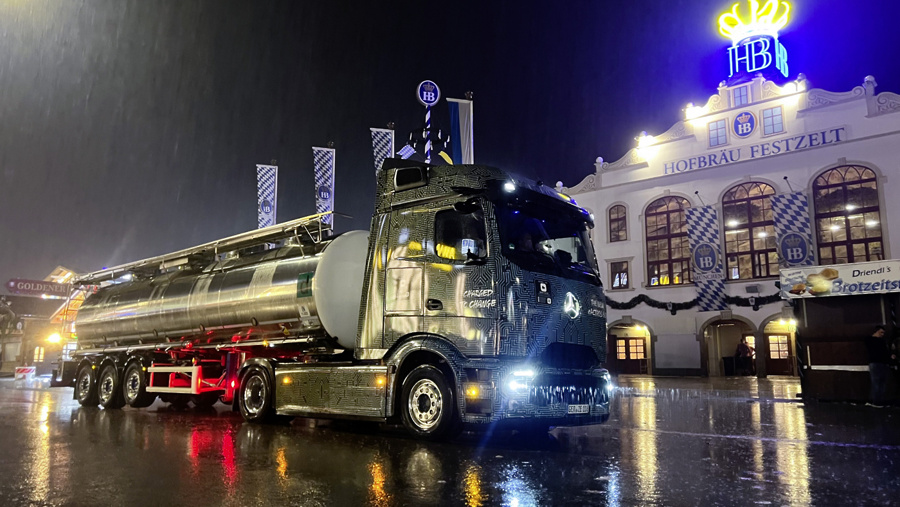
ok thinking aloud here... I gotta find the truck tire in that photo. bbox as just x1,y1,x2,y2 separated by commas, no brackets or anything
122,362,156,408
98,364,126,409
238,366,278,423
75,365,99,406
400,365,460,440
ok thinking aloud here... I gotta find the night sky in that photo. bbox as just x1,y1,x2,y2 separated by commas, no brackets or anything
0,0,897,284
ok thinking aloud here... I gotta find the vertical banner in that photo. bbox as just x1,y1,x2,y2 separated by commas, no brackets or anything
685,206,727,311
447,98,474,164
771,192,815,267
256,164,278,229
370,128,394,172
312,147,335,226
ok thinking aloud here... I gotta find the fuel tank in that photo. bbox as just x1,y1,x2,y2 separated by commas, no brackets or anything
75,230,369,349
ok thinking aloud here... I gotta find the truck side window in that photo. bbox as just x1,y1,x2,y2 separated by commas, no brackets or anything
434,208,487,261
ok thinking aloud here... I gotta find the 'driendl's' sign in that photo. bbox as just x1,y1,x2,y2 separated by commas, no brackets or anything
6,279,71,297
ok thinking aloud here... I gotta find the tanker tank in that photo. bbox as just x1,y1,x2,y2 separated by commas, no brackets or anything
75,230,369,350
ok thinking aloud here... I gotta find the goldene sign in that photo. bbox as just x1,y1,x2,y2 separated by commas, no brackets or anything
664,127,846,176
6,278,71,297
780,260,900,299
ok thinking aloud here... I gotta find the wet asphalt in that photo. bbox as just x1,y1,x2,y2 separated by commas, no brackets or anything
0,376,898,506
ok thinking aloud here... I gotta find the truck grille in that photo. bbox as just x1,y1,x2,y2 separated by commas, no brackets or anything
528,374,609,406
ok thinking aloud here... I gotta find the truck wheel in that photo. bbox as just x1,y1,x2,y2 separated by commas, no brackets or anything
400,365,460,440
122,362,156,408
238,366,277,423
98,365,126,409
75,365,99,406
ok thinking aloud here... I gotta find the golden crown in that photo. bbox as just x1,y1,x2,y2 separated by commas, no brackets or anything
718,0,791,43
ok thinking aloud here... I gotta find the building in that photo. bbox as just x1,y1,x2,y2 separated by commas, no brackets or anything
567,2,900,378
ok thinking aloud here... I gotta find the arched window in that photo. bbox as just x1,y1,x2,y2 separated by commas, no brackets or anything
813,166,883,264
609,204,627,242
723,182,777,279
645,196,691,286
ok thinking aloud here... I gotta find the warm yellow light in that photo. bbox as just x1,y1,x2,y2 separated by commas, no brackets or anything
282,376,292,385
376,376,386,387
718,0,791,42
47,333,61,343
466,386,480,398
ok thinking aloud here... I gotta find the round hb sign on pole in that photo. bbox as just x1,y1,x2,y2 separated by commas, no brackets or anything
417,80,440,107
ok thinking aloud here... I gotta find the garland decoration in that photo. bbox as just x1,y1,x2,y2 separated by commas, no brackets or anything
604,292,781,315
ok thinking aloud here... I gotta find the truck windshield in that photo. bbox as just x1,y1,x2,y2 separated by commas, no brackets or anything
497,201,600,285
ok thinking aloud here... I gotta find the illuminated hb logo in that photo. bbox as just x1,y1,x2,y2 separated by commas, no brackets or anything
719,1,790,79
780,232,808,263
693,243,718,272
563,292,581,320
733,112,756,137
417,80,441,107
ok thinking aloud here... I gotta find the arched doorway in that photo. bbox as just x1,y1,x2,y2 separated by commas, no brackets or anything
762,318,797,376
703,319,755,376
606,322,652,375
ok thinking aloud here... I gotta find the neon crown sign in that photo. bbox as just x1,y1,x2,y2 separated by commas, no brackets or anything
717,0,791,81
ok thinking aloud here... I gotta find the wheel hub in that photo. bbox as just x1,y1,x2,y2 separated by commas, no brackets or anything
243,375,266,415
408,379,442,430
99,374,114,403
125,372,140,401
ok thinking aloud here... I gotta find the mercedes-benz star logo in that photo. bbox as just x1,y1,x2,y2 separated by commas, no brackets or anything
563,292,581,319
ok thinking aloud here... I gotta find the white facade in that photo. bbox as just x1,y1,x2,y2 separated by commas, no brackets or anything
568,74,900,376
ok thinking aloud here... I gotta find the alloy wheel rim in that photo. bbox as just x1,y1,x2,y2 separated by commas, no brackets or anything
408,378,442,430
77,371,92,400
243,375,266,415
125,371,141,401
99,373,114,403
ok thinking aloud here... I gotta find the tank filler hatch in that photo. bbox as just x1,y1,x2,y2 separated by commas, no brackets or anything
73,211,338,286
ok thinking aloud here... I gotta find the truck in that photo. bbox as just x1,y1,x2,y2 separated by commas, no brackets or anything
56,160,611,440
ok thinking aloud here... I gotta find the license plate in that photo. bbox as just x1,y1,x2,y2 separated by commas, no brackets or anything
567,404,589,414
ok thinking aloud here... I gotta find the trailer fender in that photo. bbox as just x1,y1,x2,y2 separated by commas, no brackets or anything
237,358,278,386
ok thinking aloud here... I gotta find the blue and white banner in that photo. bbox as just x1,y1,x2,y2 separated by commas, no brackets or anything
256,164,277,229
397,144,416,160
312,147,335,226
771,191,815,267
685,205,727,311
447,98,474,164
370,128,394,173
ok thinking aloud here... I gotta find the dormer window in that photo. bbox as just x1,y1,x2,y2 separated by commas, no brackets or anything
733,85,749,107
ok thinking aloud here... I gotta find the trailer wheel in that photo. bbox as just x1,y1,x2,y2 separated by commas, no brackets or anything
75,365,99,406
400,364,460,440
122,362,156,408
98,365,126,409
238,366,278,423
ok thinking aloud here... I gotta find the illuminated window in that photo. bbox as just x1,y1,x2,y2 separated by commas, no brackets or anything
744,335,755,352
434,206,487,261
610,261,629,289
768,335,789,359
34,346,45,362
646,196,691,286
617,340,627,360
708,119,728,147
628,338,645,360
813,166,882,264
762,106,784,135
608,204,627,242
723,182,778,279
733,86,749,107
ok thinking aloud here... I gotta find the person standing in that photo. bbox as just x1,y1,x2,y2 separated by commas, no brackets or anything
736,337,754,376
865,326,895,407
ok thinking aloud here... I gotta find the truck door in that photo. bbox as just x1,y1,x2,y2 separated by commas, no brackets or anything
423,199,498,356
383,209,426,348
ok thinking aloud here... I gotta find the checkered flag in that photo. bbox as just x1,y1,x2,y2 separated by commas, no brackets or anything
772,192,815,267
371,128,394,172
685,206,727,312
312,147,335,226
257,164,277,228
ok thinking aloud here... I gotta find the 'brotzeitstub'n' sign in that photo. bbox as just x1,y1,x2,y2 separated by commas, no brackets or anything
780,259,900,299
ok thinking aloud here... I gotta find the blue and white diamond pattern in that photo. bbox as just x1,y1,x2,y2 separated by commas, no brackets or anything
686,205,727,312
256,164,277,229
313,147,335,225
371,128,394,173
771,191,814,266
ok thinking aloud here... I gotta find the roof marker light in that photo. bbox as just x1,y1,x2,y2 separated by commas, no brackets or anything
503,182,516,193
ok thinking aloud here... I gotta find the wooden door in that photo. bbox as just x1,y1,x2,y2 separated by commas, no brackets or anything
766,334,793,375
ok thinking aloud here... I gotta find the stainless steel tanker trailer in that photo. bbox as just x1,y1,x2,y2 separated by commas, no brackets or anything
55,160,612,439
